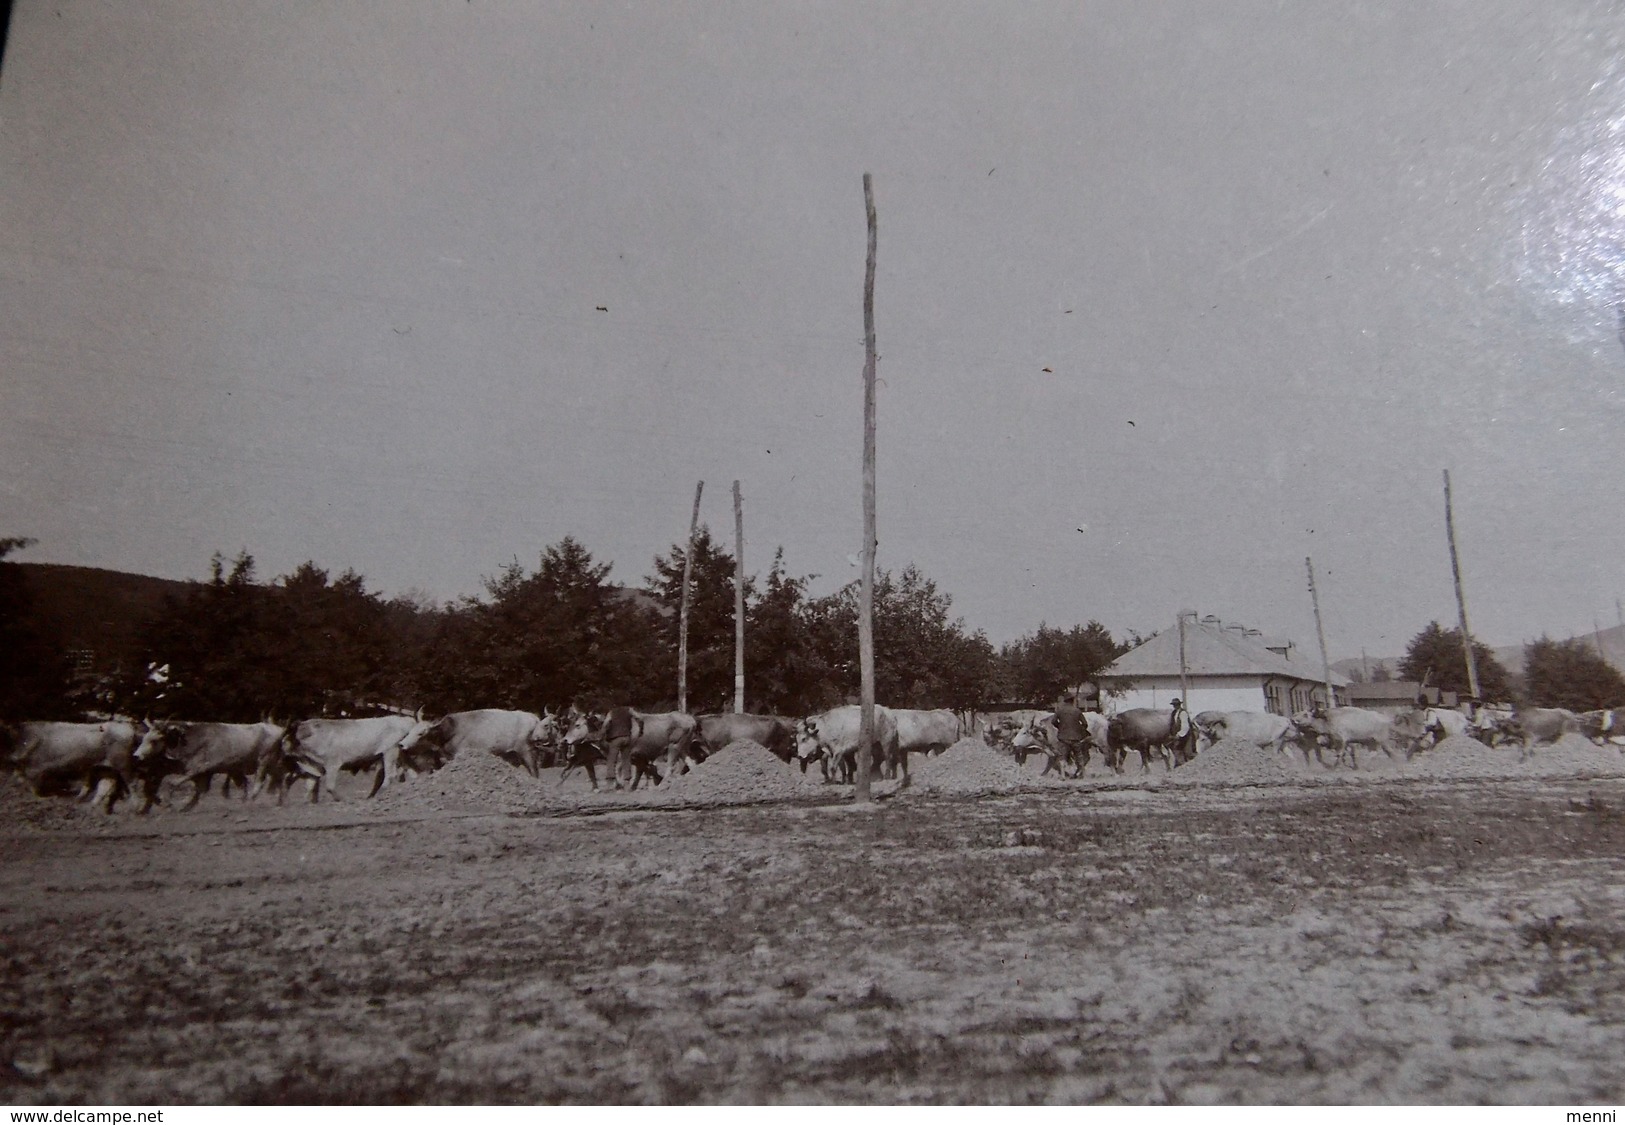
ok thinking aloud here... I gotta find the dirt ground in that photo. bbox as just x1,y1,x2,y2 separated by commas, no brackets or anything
4,752,1625,1103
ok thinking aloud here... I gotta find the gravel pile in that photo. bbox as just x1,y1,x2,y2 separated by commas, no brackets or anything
374,748,550,815
912,738,1037,795
1406,735,1522,779
1517,734,1625,777
1168,738,1308,785
646,741,824,806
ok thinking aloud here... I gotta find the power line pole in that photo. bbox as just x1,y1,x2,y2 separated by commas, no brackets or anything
733,479,745,713
1442,469,1481,702
1306,557,1335,711
857,172,879,804
677,480,703,713
1177,610,1190,708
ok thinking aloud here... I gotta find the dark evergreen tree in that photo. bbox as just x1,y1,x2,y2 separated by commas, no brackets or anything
1523,636,1625,711
646,526,752,713
0,537,75,720
1399,621,1513,702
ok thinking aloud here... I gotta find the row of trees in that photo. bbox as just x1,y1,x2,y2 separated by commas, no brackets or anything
8,532,1624,721
2,531,1130,723
1392,621,1625,711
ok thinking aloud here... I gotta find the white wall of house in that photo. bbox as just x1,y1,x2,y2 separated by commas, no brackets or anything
1101,675,1265,716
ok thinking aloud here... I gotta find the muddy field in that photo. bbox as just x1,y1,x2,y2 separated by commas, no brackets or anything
4,741,1625,1104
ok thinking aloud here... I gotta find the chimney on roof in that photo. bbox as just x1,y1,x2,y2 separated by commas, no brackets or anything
1200,614,1221,627
1224,623,1246,634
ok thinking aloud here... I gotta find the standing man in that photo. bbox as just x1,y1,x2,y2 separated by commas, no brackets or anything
602,704,639,791
1051,692,1088,777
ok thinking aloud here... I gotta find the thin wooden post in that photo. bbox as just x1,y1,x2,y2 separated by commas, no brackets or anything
1177,610,1190,709
1306,557,1335,710
677,480,704,713
733,479,745,713
857,172,878,804
1442,470,1481,702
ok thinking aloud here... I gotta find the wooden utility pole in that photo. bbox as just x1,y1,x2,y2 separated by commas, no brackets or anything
733,480,745,713
676,480,704,713
1177,610,1190,708
1442,470,1482,701
1306,557,1335,711
856,172,878,804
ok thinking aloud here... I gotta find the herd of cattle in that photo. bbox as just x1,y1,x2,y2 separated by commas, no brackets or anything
0,703,962,814
987,701,1625,777
4,698,1619,815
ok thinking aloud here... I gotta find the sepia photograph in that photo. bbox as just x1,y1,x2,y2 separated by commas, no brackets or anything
3,0,1625,1107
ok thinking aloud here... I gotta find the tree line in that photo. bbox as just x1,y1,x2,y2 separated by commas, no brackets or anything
0,533,1129,723
7,533,1622,723
1376,620,1625,711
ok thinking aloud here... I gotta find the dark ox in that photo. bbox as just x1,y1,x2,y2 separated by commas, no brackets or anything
560,710,699,790
1106,708,1197,773
695,713,798,763
134,721,285,811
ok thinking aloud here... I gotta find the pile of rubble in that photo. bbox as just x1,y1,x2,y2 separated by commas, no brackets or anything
646,741,825,806
373,747,551,815
911,738,1039,795
1168,738,1311,785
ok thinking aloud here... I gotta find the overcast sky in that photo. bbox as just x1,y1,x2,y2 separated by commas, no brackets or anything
4,1,1625,659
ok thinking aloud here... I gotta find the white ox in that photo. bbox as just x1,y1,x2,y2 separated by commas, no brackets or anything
891,708,962,760
796,705,901,783
7,721,142,812
279,716,430,802
1009,711,1110,776
1194,711,1294,754
396,708,561,780
1289,707,1424,768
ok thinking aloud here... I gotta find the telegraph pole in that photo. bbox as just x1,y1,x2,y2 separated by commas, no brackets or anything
733,480,745,713
1442,470,1481,702
857,173,878,803
1177,610,1191,708
677,480,703,712
1306,557,1335,711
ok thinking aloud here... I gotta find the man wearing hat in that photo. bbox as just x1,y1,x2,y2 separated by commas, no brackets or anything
1051,691,1088,777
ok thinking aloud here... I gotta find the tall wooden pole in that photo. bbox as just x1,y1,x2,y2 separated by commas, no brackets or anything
1442,470,1482,702
733,479,745,713
677,480,704,713
1177,610,1190,708
857,172,878,803
1306,557,1335,711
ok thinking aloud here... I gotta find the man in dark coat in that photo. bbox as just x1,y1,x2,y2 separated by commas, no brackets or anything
602,705,638,790
1051,693,1087,776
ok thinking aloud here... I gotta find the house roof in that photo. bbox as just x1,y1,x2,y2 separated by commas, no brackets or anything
1099,617,1350,685
1346,681,1437,703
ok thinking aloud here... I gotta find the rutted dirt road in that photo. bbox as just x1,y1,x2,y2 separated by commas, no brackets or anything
3,773,1625,1103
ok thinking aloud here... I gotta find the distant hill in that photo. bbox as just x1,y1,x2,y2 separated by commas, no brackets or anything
10,563,195,674
9,562,675,676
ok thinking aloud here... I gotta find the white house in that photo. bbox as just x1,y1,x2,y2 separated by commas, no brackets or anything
1096,613,1348,716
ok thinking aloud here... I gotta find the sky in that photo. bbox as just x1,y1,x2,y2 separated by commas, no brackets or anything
4,1,1625,661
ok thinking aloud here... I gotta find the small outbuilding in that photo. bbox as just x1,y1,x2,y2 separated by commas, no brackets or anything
1096,612,1348,717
